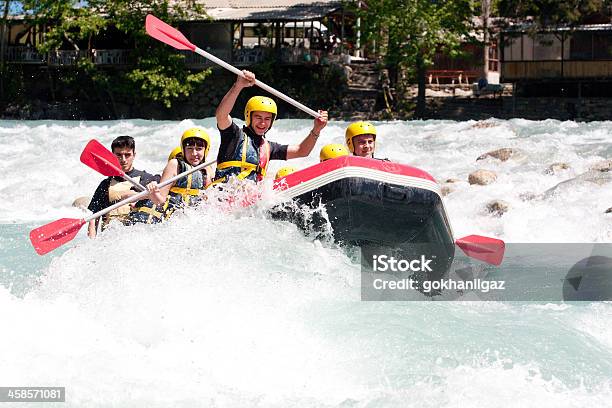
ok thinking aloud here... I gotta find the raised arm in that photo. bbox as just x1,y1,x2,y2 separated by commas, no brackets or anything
216,70,256,131
286,110,328,159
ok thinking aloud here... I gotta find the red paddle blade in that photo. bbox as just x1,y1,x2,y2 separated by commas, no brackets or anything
145,14,195,51
80,139,124,177
30,218,86,255
456,234,505,266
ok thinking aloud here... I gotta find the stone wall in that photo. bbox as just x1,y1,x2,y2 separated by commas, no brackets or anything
423,96,612,121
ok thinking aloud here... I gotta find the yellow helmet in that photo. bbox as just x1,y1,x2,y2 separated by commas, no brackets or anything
244,96,277,128
168,146,182,161
181,127,211,158
275,166,298,179
345,121,377,153
320,143,349,162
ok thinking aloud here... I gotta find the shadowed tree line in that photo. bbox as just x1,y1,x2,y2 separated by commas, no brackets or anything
1,0,611,118
0,0,211,111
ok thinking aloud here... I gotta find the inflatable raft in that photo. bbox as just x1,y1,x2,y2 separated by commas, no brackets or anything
271,156,456,273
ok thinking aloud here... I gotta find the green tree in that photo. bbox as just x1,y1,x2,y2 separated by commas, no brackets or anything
360,0,476,118
498,0,610,28
20,0,211,112
1,0,18,98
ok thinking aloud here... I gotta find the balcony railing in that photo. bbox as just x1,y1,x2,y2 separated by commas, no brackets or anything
93,49,131,65
47,50,89,66
6,46,46,63
182,47,324,66
6,47,132,66
6,46,341,67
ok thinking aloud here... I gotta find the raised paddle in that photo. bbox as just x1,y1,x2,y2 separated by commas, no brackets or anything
455,234,505,266
80,139,146,191
145,14,320,119
30,158,216,255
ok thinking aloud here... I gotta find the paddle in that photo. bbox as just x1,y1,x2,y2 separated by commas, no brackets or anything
455,235,505,266
30,158,216,255
145,14,320,119
80,139,146,191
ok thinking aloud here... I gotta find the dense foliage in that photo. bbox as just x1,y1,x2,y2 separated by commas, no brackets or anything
358,0,476,117
17,0,211,109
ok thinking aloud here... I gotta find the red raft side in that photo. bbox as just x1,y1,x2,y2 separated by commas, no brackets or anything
274,156,437,191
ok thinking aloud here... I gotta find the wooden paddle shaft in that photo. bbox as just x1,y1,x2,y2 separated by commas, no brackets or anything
194,47,321,119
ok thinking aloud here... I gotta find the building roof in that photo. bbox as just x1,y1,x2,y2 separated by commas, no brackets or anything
196,0,342,21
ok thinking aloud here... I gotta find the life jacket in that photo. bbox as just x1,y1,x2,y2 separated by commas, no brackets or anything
213,126,270,185
164,158,207,219
101,176,141,230
129,199,165,225
352,153,390,162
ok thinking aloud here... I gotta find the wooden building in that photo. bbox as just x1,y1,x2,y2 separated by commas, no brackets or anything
2,0,363,68
501,24,612,96
179,0,347,66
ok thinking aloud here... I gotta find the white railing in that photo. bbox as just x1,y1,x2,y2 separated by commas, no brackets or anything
6,46,338,67
6,47,132,66
232,47,269,65
48,50,89,66
182,49,232,67
6,46,46,63
93,49,131,65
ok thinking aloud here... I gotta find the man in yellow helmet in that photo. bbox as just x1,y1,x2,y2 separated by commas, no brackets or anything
319,143,349,162
274,166,298,179
214,70,328,184
345,121,377,158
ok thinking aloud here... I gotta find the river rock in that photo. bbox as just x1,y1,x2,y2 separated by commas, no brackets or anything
544,170,612,196
468,170,497,185
545,162,571,175
574,170,612,186
519,192,541,201
477,148,527,163
471,121,498,129
72,196,91,210
486,200,510,216
589,160,612,172
440,179,464,196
